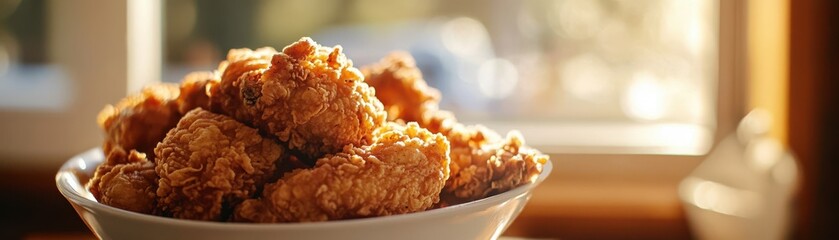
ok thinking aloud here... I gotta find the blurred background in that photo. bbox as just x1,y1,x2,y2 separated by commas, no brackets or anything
0,0,836,239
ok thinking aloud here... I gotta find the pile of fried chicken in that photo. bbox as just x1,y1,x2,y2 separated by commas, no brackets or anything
87,38,548,222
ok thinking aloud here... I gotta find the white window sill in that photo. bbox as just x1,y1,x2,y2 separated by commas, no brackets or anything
0,64,72,112
476,121,713,156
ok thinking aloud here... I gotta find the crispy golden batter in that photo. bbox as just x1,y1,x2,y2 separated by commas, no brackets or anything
97,84,181,159
208,47,277,121
233,122,450,222
91,73,228,214
438,124,547,204
89,41,548,222
361,51,440,122
87,147,158,214
154,109,284,221
211,38,386,159
177,71,217,115
363,53,548,204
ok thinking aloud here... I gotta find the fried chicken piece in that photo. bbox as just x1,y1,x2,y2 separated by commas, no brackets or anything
90,77,218,214
362,53,548,204
361,51,440,122
210,38,387,159
439,124,548,204
154,109,284,221
87,147,158,214
208,47,276,121
177,71,217,115
98,71,223,159
97,84,181,159
233,122,450,222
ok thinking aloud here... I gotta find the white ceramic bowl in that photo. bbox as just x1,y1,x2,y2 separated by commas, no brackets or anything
57,148,552,240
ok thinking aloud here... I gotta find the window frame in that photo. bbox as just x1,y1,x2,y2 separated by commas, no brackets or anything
0,0,162,167
504,0,747,238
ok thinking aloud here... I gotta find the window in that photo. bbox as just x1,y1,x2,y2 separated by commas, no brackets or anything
0,0,161,165
0,0,719,165
0,1,734,238
0,0,70,111
163,0,717,155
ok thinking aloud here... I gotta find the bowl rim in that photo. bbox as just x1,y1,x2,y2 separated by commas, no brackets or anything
57,148,553,229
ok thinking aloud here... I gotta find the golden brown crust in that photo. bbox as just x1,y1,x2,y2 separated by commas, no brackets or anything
88,42,546,222
362,51,441,122
177,71,218,115
211,38,386,159
233,122,450,222
208,47,276,121
87,147,158,214
362,52,548,204
439,125,547,204
154,109,284,221
97,84,181,159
